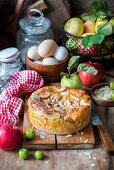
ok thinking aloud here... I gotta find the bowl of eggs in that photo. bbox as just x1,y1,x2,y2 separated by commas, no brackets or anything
26,39,69,82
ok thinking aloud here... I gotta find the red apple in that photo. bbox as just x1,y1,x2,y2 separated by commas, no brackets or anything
0,124,23,151
78,62,104,87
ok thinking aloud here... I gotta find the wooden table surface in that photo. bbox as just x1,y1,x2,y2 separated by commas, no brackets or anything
0,67,114,170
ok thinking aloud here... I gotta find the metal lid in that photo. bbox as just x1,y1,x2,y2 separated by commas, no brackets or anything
0,47,19,62
19,9,51,35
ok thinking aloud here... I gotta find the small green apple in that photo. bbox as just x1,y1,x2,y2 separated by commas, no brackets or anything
25,129,35,139
109,17,114,34
110,81,114,90
35,151,43,160
61,73,82,89
110,92,114,100
19,149,29,159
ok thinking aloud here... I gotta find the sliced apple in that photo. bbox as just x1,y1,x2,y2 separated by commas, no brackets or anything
39,92,51,99
68,93,80,103
44,101,54,111
64,116,75,124
53,86,67,93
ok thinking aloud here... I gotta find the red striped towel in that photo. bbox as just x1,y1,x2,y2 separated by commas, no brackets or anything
0,70,44,127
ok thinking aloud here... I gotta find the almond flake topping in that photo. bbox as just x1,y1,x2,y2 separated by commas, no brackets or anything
39,134,45,139
76,132,80,134
61,91,68,95
66,134,72,137
84,139,88,143
50,95,54,99
90,164,96,167
54,103,58,106
80,132,84,135
45,161,49,164
31,93,40,101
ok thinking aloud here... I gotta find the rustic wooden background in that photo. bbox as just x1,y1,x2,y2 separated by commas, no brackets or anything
0,0,113,32
70,0,114,16
0,0,113,49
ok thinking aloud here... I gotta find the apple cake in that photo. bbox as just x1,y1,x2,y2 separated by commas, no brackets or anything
28,86,91,135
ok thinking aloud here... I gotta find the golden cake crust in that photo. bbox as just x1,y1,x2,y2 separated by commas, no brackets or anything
28,86,91,134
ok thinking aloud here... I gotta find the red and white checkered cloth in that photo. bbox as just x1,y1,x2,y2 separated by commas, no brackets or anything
0,70,44,127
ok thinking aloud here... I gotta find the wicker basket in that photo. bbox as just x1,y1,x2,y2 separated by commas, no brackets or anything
62,19,114,68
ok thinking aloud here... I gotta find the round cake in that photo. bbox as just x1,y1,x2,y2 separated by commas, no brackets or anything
28,86,91,135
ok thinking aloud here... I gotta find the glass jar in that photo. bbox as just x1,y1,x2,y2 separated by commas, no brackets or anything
16,8,54,64
0,47,22,92
0,57,22,77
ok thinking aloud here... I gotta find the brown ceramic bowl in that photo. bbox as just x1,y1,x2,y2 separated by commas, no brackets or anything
91,82,114,107
82,85,92,95
25,54,69,82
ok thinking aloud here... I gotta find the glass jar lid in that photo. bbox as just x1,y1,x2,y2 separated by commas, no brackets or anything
0,47,19,62
19,9,51,35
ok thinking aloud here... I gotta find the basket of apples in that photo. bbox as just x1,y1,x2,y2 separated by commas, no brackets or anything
62,0,114,67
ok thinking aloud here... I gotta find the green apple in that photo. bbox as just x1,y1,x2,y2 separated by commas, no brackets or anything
110,81,114,90
109,17,114,34
35,151,43,160
110,92,114,100
19,149,29,159
25,129,35,139
64,18,84,36
95,18,108,33
61,73,82,89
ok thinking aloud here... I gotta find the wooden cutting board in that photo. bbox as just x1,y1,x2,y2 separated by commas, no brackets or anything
23,92,95,149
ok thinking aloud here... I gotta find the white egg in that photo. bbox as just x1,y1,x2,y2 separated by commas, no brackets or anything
33,60,42,64
38,39,58,58
54,46,68,62
27,46,41,60
42,57,59,65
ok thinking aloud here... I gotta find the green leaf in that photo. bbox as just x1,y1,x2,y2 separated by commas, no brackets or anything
77,64,88,72
97,22,112,36
80,10,97,21
89,0,102,12
82,35,93,48
106,10,111,15
81,14,96,22
96,12,106,19
60,72,69,77
77,63,98,75
82,31,105,48
90,0,108,12
101,0,108,11
90,30,105,44
68,56,80,73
